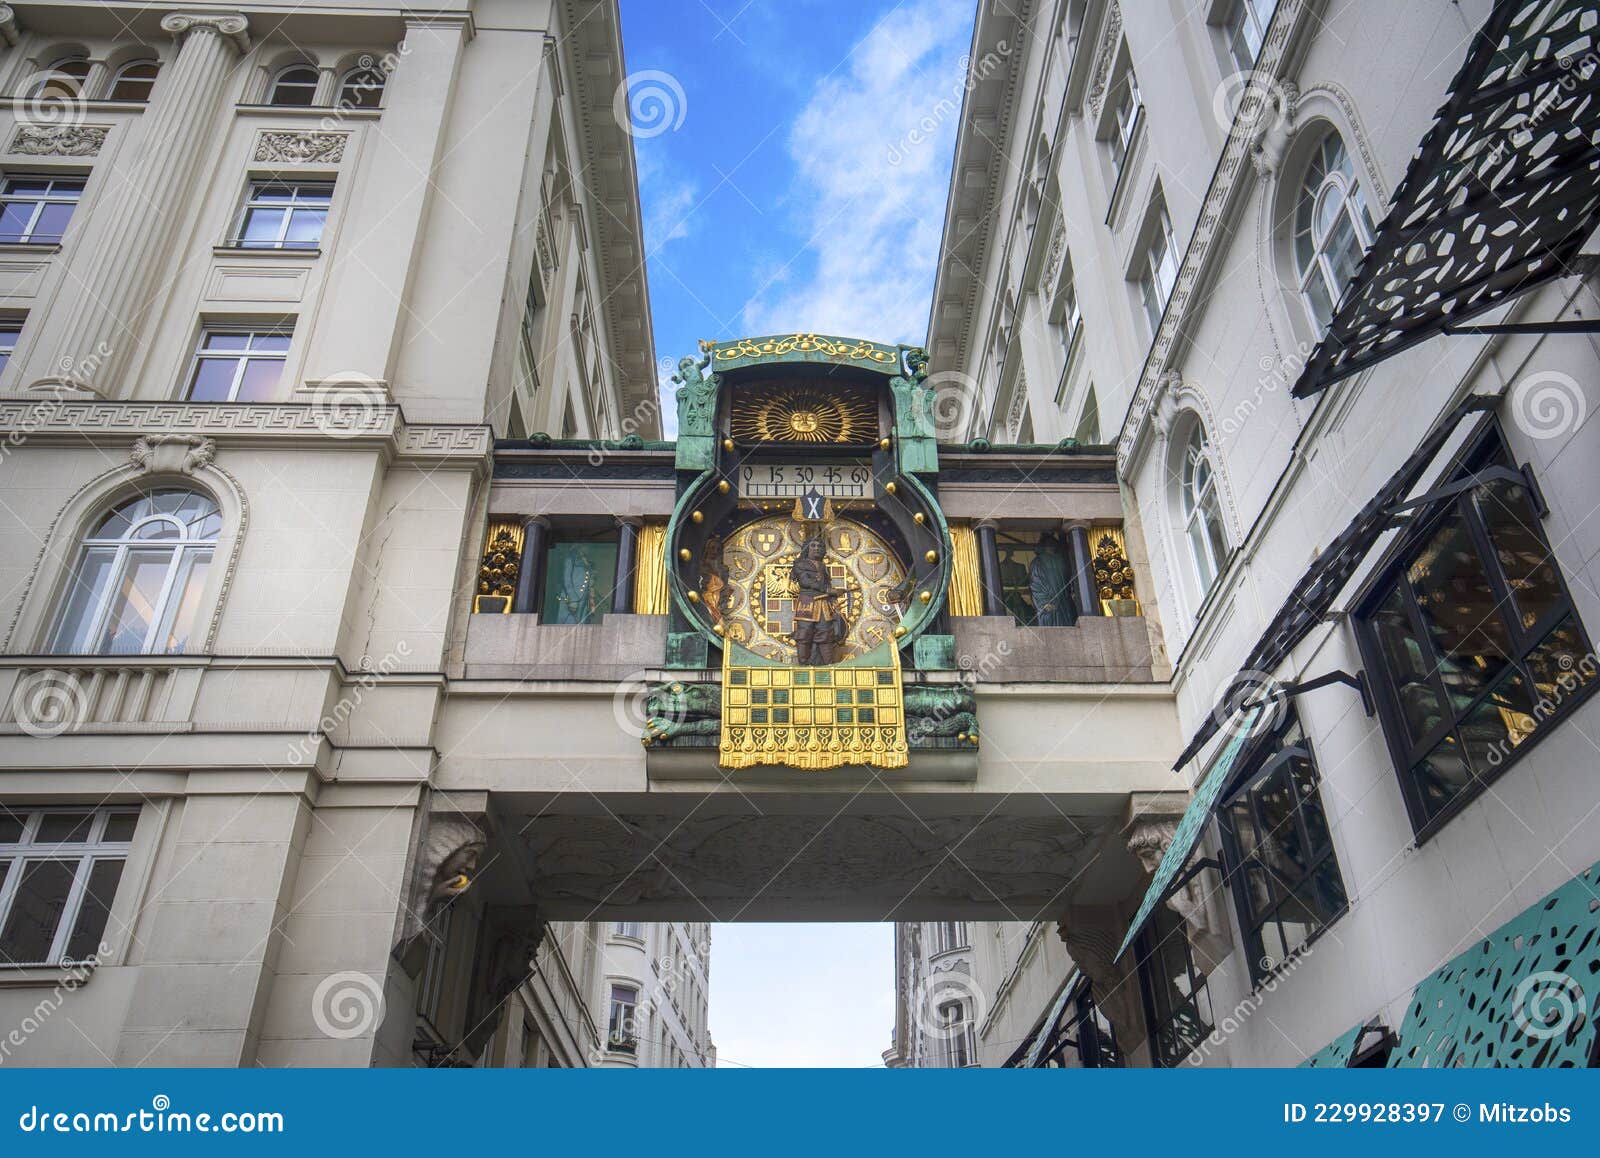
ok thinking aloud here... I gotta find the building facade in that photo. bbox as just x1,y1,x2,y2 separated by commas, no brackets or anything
0,0,709,1068
915,0,1600,1068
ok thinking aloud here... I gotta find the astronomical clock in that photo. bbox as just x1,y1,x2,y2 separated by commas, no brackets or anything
655,334,960,771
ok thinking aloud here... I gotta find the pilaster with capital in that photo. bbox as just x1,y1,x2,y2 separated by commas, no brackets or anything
21,12,251,397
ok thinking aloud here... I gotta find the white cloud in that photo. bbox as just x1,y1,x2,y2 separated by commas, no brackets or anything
741,0,975,345
636,144,699,252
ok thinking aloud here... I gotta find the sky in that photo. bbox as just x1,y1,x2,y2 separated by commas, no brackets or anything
615,0,976,1066
619,0,976,436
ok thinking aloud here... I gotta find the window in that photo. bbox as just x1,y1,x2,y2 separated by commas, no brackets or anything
185,328,291,402
1355,434,1595,837
614,921,642,939
1223,0,1274,72
1053,270,1083,370
607,984,638,1053
108,60,160,102
1136,906,1214,1067
1180,424,1229,597
33,57,90,102
267,65,319,107
0,176,85,245
938,1000,977,1067
540,530,619,625
0,318,20,373
1108,69,1143,175
1218,712,1347,983
48,488,220,655
1073,385,1101,444
232,180,332,249
1293,133,1376,333
1138,206,1179,335
930,921,967,954
0,806,137,967
337,67,385,109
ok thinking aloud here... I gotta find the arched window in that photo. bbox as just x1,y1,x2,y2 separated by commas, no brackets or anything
337,66,385,109
1293,133,1376,333
1180,424,1229,596
47,489,221,655
267,64,319,107
34,57,91,101
108,60,160,102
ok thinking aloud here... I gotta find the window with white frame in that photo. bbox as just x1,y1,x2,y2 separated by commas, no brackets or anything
1053,268,1083,371
938,1000,977,1067
233,181,332,250
0,175,85,245
337,67,384,110
108,59,161,102
1108,67,1143,178
32,57,90,102
614,921,642,939
47,488,221,655
267,64,319,107
1137,206,1179,335
1180,423,1229,597
185,327,292,402
1293,132,1377,334
1222,0,1274,72
608,984,639,1053
0,806,138,967
1073,384,1101,444
931,921,967,954
0,317,20,373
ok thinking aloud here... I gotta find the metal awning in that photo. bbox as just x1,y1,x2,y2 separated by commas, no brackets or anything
1165,393,1495,778
1115,708,1263,961
1293,0,1600,396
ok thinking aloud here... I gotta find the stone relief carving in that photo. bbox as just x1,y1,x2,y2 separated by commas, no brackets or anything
395,814,487,956
253,130,348,165
160,10,251,52
1126,815,1232,968
130,433,214,476
1085,3,1124,121
8,124,108,157
1056,907,1145,1050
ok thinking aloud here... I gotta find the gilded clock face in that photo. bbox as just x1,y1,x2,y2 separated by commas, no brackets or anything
712,514,909,662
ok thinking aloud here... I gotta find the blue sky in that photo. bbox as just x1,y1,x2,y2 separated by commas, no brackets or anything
616,0,975,1066
620,0,976,435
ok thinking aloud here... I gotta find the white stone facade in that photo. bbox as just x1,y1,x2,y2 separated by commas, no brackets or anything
0,0,672,1067
925,0,1600,1067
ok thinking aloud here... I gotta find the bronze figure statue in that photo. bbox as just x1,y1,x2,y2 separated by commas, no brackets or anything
790,538,844,665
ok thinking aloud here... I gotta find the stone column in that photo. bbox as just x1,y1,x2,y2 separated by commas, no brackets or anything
613,517,641,614
513,516,550,613
974,520,1006,617
24,12,250,396
1063,520,1101,618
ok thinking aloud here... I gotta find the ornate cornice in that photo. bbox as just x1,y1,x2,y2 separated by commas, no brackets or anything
253,130,348,165
160,11,251,53
0,399,490,470
1115,0,1320,473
